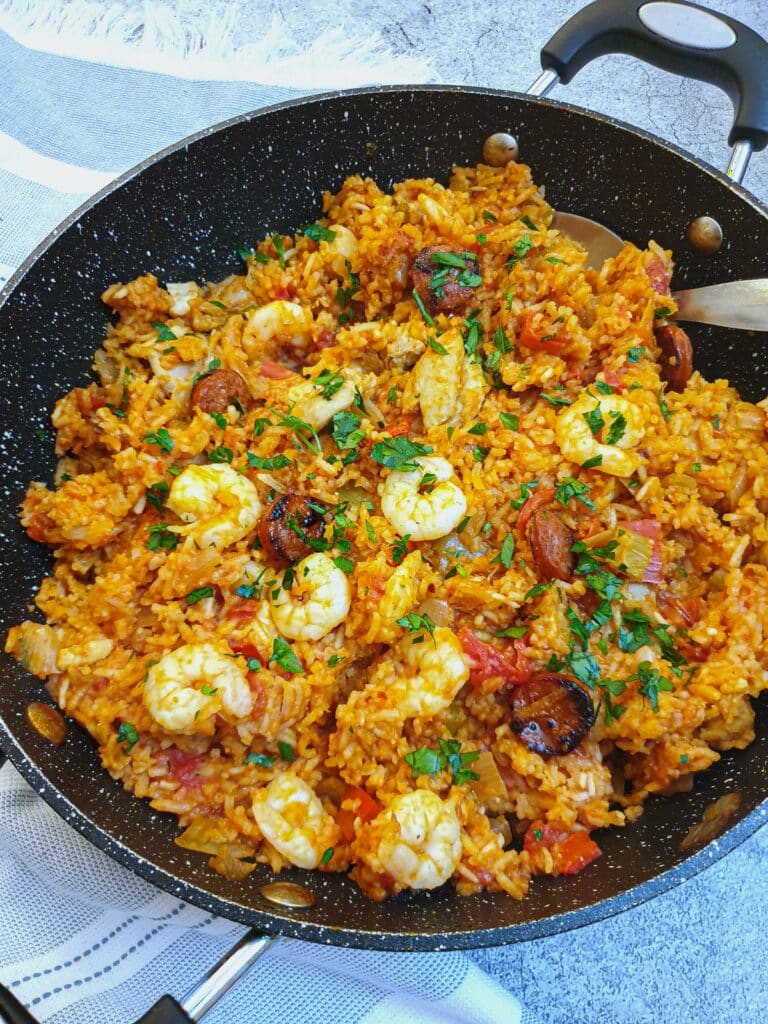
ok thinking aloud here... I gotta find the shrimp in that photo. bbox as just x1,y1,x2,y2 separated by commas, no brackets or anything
166,281,199,316
167,464,262,549
324,224,358,276
365,790,461,890
144,642,252,734
286,373,357,431
381,455,467,541
242,301,313,360
252,773,339,869
269,552,351,640
405,327,488,429
370,550,423,643
556,392,645,477
389,625,469,716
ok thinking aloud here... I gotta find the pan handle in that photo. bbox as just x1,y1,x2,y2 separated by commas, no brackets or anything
0,931,277,1024
531,0,768,182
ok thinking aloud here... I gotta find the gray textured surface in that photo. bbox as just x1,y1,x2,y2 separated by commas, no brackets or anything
296,0,768,1020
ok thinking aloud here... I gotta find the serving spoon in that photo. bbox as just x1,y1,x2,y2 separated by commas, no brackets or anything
552,211,768,331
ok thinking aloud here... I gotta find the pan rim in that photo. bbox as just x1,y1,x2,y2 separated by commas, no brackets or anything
1,82,767,951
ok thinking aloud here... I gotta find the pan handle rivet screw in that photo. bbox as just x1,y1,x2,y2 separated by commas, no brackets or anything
688,216,723,253
260,881,316,908
483,132,519,166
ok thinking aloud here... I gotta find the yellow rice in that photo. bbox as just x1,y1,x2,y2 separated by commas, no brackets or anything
6,158,768,901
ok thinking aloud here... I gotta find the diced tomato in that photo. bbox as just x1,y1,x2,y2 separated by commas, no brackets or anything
516,487,555,533
603,369,624,391
163,747,204,788
337,785,381,841
315,328,336,350
524,820,602,875
387,414,413,438
273,283,297,301
458,627,532,687
623,519,663,584
386,539,415,567
226,602,260,624
227,639,263,662
258,360,294,379
646,256,671,296
518,311,568,353
659,593,701,629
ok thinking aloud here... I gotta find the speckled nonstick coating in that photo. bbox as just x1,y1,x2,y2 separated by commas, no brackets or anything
1,87,767,952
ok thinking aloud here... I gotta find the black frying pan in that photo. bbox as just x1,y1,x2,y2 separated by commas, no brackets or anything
2,0,768,1009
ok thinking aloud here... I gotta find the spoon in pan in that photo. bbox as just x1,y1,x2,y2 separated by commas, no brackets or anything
552,211,768,331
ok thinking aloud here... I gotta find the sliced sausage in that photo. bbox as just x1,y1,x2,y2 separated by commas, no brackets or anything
257,494,327,565
528,509,574,581
654,324,693,392
191,369,251,414
510,673,595,757
411,245,481,315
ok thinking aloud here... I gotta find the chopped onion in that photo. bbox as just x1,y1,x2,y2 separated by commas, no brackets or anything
469,751,508,804
416,597,453,627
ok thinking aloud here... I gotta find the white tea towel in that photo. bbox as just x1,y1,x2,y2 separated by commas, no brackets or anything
0,763,533,1024
0,8,534,1023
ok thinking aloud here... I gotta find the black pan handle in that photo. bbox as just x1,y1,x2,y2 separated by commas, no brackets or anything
538,0,768,155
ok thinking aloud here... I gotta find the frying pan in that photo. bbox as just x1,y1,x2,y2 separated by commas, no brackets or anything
2,0,768,1012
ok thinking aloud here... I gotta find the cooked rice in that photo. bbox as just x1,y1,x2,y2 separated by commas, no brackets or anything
6,159,768,900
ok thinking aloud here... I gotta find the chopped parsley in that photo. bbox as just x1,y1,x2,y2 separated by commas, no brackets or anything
271,233,288,268
627,346,646,363
143,428,174,453
654,306,672,320
541,393,571,408
412,288,435,327
320,847,335,865
389,534,411,565
153,322,176,342
200,684,218,696
511,479,538,510
483,210,498,222
605,411,627,445
581,455,603,469
554,477,595,510
525,581,554,601
494,625,527,639
208,445,233,464
386,387,398,405
252,417,272,438
278,740,296,761
583,404,605,436
370,436,433,472
519,215,537,231
594,381,615,395
190,358,222,386
271,637,303,675
427,336,448,355
499,411,519,431
546,256,565,265
472,445,490,462
146,480,169,512
333,555,354,574
492,533,516,570
246,451,291,471
146,524,178,552
314,368,345,400
396,612,436,641
327,654,346,668
105,383,129,419
405,739,480,785
632,662,674,712
186,586,213,605
244,752,277,767
463,313,481,358
301,223,336,242
658,386,673,420
117,721,138,751
506,232,534,268
331,410,365,459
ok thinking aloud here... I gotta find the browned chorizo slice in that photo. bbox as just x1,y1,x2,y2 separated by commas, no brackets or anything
528,509,574,581
654,324,693,392
510,674,595,757
191,369,251,414
257,494,327,565
411,245,481,315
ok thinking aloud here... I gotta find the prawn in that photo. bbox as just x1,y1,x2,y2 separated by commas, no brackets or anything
144,642,253,734
368,550,423,644
269,551,351,640
381,455,467,541
242,301,313,360
556,392,645,477
286,373,357,431
252,773,339,869
362,790,461,890
167,464,262,549
406,327,488,429
322,224,358,276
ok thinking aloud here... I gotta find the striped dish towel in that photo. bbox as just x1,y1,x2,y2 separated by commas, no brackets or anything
0,5,537,1023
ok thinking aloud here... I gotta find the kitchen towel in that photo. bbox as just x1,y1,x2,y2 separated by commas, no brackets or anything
0,5,535,1022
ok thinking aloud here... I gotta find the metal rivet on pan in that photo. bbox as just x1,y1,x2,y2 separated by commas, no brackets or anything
260,881,316,908
688,216,723,253
482,132,519,166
